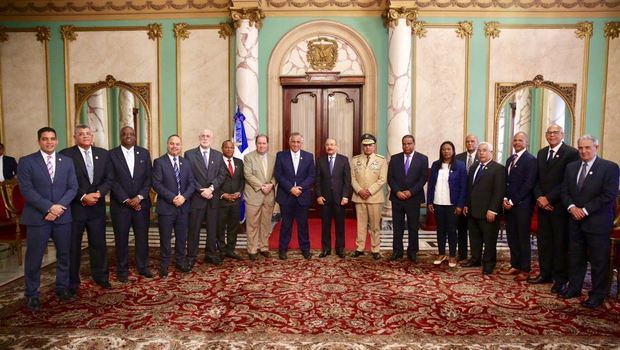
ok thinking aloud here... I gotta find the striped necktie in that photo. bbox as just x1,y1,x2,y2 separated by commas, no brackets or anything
173,157,181,195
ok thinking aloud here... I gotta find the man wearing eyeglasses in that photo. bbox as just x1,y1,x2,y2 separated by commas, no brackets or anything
530,124,579,294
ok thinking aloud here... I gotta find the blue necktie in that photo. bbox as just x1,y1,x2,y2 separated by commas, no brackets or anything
404,154,411,176
329,156,334,175
473,163,484,184
173,157,181,195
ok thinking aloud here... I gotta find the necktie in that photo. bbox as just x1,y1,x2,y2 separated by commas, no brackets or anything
547,149,555,164
228,158,234,176
262,155,268,176
173,157,181,195
466,154,473,173
85,149,94,184
46,155,54,182
473,163,484,184
508,154,517,175
577,162,587,191
203,151,209,172
404,154,411,176
329,156,334,175
366,155,370,166
293,154,298,174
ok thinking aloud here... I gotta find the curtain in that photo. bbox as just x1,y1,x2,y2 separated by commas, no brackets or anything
327,92,354,159
290,93,316,153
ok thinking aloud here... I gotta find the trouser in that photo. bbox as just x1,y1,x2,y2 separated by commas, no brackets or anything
354,202,382,253
567,221,610,300
70,215,109,288
320,199,346,251
111,203,150,276
24,223,71,297
217,203,241,254
536,208,569,283
391,200,421,257
505,206,533,272
279,202,310,252
158,210,188,269
435,204,457,257
245,201,274,254
469,216,499,270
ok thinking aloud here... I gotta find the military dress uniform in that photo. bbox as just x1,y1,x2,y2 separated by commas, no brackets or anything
351,135,388,255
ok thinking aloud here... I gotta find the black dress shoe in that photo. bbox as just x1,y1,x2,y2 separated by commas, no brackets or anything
483,267,494,275
175,264,190,273
319,250,330,258
407,254,417,263
26,297,41,311
56,289,76,301
351,251,364,258
278,250,287,260
372,253,381,260
389,253,403,261
457,256,468,262
159,269,169,278
226,252,243,260
210,258,223,266
559,289,581,299
95,280,111,289
139,270,154,278
302,251,312,260
118,275,129,283
527,275,552,284
460,260,481,267
68,287,78,297
259,251,271,258
336,250,346,259
248,253,257,261
581,297,604,309
551,282,566,294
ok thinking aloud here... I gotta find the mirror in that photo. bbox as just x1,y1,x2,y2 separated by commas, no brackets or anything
75,75,151,150
494,75,576,162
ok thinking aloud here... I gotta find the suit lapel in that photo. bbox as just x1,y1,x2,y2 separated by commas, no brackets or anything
72,146,89,179
580,158,599,191
193,148,208,179
37,152,53,183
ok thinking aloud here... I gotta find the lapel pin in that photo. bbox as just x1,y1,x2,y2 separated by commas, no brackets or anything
58,158,62,162
136,151,140,155
484,167,488,170
95,156,99,160
555,154,559,158
589,171,593,175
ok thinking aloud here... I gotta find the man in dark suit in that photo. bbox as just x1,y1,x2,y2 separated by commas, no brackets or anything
559,135,619,309
152,134,195,277
0,142,18,181
462,142,505,275
455,134,479,261
501,132,537,282
184,129,227,268
109,126,153,282
530,124,579,292
387,135,428,262
18,127,78,311
274,132,315,260
60,124,114,291
217,140,245,260
315,138,351,258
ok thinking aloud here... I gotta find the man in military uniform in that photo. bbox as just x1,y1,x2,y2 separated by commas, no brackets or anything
350,134,388,260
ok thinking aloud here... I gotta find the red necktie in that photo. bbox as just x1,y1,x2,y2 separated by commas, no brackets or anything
228,159,234,176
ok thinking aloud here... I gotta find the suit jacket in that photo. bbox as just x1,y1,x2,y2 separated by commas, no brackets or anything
1,155,18,180
220,157,245,207
456,151,479,174
60,145,113,219
152,154,195,215
534,143,579,205
315,153,351,202
387,151,428,203
466,160,506,219
427,159,467,208
184,147,227,209
505,150,537,208
274,150,315,206
243,151,276,206
350,153,388,204
561,157,619,234
109,145,152,208
17,152,77,226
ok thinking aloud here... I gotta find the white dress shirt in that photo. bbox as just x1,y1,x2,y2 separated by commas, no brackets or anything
433,163,452,205
40,151,56,180
122,146,135,178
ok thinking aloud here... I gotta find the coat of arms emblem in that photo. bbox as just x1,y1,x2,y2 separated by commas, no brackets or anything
307,37,338,71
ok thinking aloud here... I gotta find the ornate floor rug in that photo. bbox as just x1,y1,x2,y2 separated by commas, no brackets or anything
0,250,618,348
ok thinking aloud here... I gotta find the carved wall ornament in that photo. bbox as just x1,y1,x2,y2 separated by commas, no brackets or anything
456,21,473,39
411,21,427,38
230,8,265,29
605,22,620,39
75,75,151,120
60,25,77,41
307,37,339,71
575,21,593,39
485,22,501,39
35,26,51,42
0,26,7,42
147,23,163,40
382,7,418,28
173,23,190,40
218,22,234,39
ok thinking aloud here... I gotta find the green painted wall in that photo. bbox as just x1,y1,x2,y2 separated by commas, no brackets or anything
2,14,617,157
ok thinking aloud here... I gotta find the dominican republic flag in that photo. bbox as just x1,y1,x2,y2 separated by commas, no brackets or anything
233,106,248,223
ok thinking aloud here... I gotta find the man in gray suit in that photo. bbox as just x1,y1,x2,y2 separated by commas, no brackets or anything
243,134,276,260
184,129,227,268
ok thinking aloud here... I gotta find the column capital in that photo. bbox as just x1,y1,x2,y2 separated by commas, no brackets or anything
230,7,265,30
382,6,418,28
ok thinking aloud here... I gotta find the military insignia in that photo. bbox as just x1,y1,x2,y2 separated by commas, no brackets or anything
307,37,338,71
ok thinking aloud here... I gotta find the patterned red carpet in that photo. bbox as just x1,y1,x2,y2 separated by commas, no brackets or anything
0,249,619,348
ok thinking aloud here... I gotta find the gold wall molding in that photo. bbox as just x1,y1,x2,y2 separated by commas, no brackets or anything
485,21,501,38
36,26,51,42
382,7,418,28
605,22,620,39
411,21,427,38
456,21,473,39
60,25,77,41
230,7,265,29
147,23,163,40
218,22,234,39
575,21,593,39
174,23,190,40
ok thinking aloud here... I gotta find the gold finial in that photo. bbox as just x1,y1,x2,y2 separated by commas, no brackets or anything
456,21,473,39
147,23,163,41
60,25,77,42
382,7,418,28
230,8,265,29
173,23,190,40
484,22,501,39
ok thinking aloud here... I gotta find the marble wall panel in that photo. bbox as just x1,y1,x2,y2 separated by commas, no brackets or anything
414,28,466,158
0,32,48,158
179,29,229,150
68,30,158,153
603,38,620,164
488,28,584,147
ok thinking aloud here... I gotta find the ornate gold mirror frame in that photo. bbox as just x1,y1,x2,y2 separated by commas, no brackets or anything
75,75,151,150
494,74,577,150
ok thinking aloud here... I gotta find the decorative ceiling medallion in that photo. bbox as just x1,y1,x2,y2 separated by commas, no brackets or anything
60,25,77,42
575,21,593,39
456,21,473,39
147,23,163,40
382,7,418,28
412,21,427,38
604,22,619,39
307,37,339,71
485,21,501,39
173,23,190,40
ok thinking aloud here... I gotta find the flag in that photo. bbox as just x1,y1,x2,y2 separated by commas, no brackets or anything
233,106,248,223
